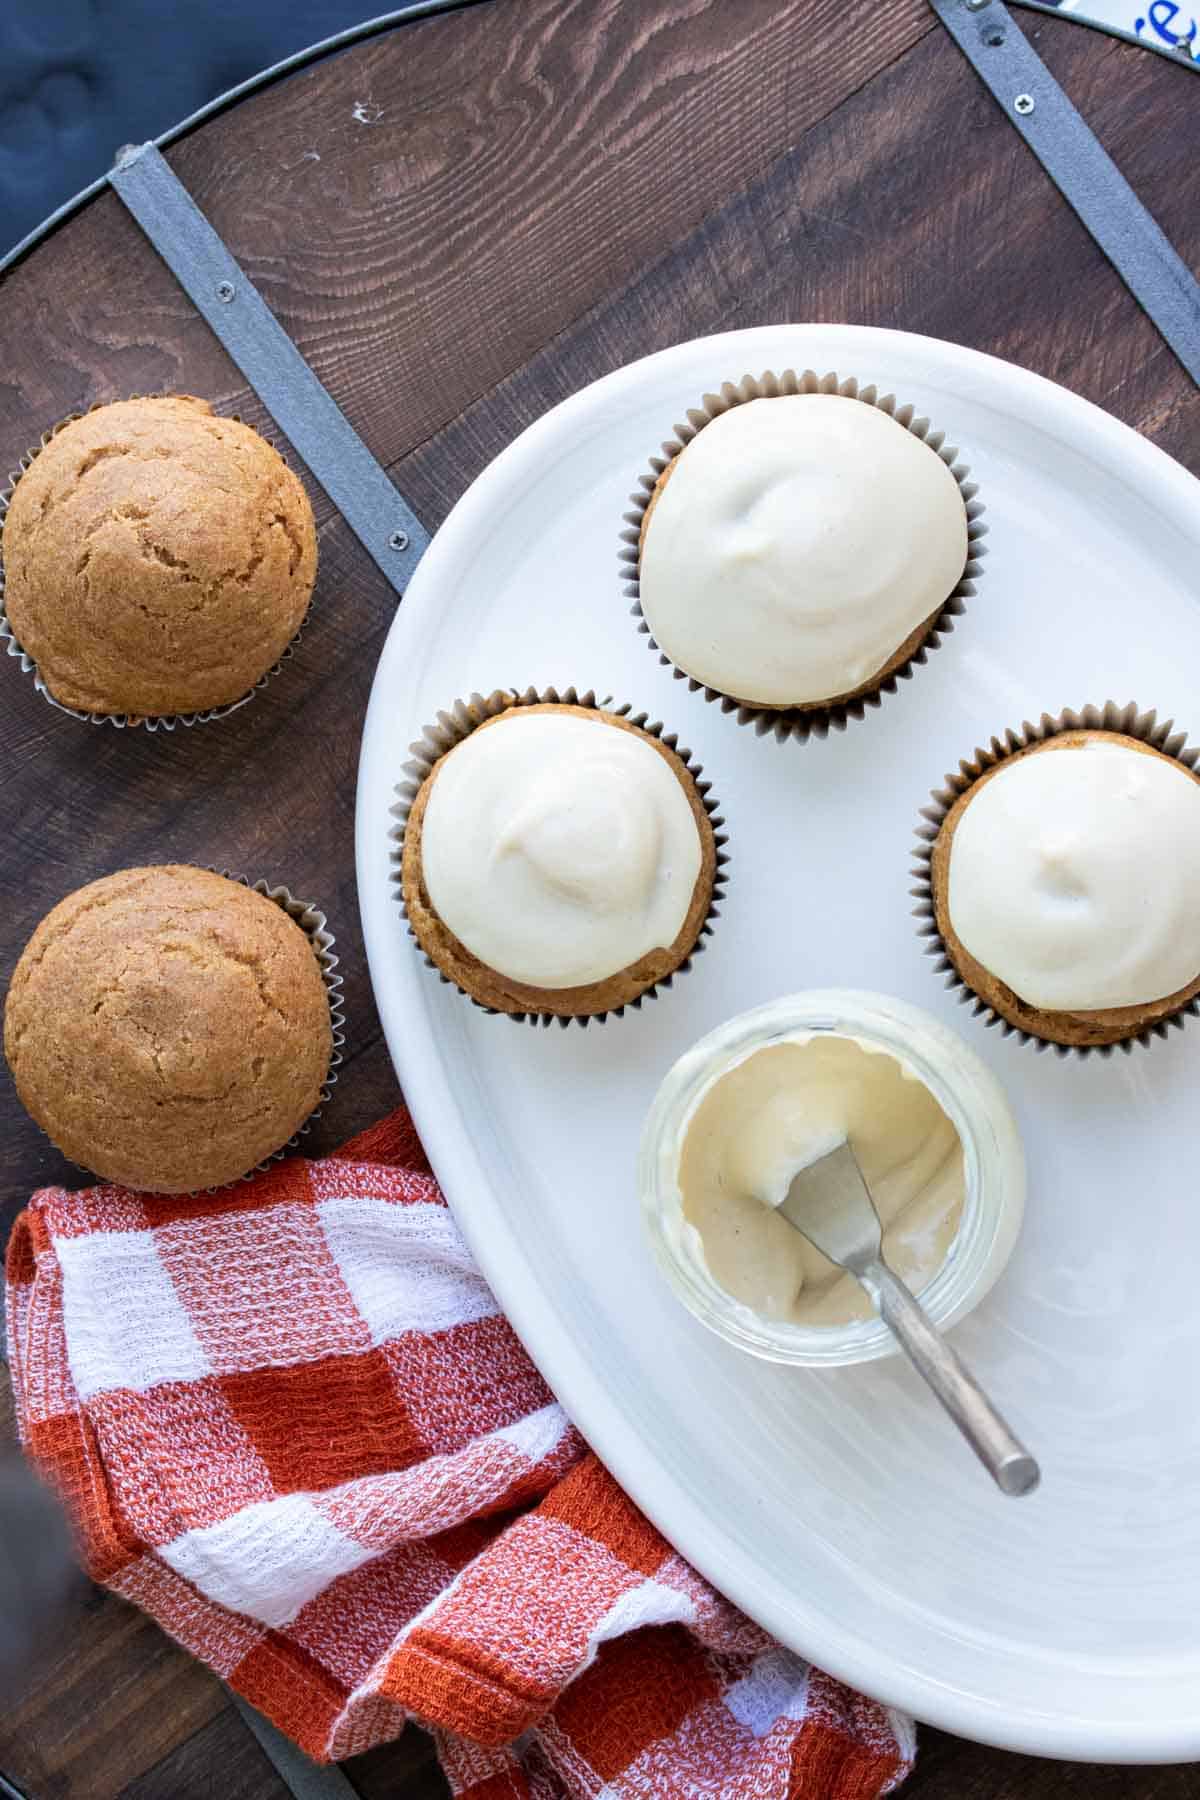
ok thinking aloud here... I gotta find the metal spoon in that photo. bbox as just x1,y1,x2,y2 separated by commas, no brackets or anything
780,1141,1040,1497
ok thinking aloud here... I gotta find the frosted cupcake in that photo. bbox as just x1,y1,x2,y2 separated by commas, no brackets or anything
398,692,725,1021
625,372,982,739
919,708,1200,1049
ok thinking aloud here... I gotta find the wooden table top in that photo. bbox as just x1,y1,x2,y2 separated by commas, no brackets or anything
1,1,1198,1794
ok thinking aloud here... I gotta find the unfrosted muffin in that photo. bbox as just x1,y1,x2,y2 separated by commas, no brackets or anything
931,730,1200,1047
4,866,333,1192
637,391,968,711
1,396,316,717
401,701,718,1018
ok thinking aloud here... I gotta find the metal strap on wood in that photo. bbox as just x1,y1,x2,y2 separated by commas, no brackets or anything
110,142,429,595
932,0,1200,386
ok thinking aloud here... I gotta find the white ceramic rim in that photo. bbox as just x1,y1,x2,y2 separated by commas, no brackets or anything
357,324,1200,1762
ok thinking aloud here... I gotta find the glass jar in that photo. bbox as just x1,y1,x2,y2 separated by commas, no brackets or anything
638,989,1025,1366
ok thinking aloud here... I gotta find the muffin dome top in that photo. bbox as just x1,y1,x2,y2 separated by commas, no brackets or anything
1,396,316,717
4,865,332,1193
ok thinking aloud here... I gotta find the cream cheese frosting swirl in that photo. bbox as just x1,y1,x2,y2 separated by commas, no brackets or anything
638,394,967,706
948,740,1200,1010
679,1035,964,1326
420,712,702,989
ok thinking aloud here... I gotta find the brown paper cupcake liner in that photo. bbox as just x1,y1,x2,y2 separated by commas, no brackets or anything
0,395,310,732
620,368,987,743
390,685,730,1027
912,702,1200,1057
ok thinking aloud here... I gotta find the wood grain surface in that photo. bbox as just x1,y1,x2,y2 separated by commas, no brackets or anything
1,1,1198,1795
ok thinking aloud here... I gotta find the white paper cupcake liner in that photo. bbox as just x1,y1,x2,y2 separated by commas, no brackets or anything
225,875,346,1171
912,702,1200,1056
0,396,311,732
620,368,987,743
390,685,730,1026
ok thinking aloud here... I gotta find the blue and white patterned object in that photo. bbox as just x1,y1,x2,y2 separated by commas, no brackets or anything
1059,0,1200,62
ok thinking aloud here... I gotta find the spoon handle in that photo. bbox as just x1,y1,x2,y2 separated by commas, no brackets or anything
864,1258,1040,1497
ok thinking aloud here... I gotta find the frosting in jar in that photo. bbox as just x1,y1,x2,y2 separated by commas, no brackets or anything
678,1034,964,1326
947,739,1200,1011
420,711,702,989
638,394,967,706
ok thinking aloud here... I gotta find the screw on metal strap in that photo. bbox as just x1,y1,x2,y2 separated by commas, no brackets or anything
931,0,1200,386
108,143,430,595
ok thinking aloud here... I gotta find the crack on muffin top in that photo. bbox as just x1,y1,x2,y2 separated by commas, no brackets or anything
3,867,332,1192
2,397,318,717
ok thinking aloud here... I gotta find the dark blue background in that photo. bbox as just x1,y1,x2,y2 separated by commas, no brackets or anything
0,1,388,262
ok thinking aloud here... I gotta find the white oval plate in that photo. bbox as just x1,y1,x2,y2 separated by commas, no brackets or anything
357,325,1200,1763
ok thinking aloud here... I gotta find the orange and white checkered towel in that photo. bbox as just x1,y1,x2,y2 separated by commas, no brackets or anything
6,1109,914,1798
